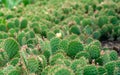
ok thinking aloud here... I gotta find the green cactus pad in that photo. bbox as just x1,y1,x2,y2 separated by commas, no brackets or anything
88,45,100,59
105,61,116,75
4,38,20,59
20,19,28,29
83,65,98,75
67,40,83,58
50,37,61,54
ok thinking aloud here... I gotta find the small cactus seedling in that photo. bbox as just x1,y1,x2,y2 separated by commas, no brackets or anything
67,40,84,58
83,65,98,75
4,38,20,59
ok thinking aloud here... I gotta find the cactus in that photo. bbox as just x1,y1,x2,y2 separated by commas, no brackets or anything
20,19,28,29
83,65,98,75
27,55,39,73
10,57,19,66
83,25,93,35
67,34,78,41
98,16,108,27
2,32,8,39
14,19,20,28
104,61,116,75
8,28,16,37
93,30,101,39
87,45,100,59
4,38,20,59
76,66,83,75
75,51,90,59
47,31,55,40
109,50,118,61
8,69,21,75
59,39,68,52
2,65,20,75
85,37,94,44
114,67,120,75
49,53,65,65
50,65,75,75
101,53,111,65
6,14,14,19
41,66,51,75
110,16,118,25
67,40,84,58
116,60,120,68
62,59,71,67
69,25,80,35
82,18,92,26
71,57,88,72
97,66,106,75
0,24,7,32
50,37,61,54
7,22,15,30
17,31,26,46
43,50,51,60
89,40,101,48
26,30,35,39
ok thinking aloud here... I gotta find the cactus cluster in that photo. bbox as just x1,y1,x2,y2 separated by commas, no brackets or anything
0,0,120,75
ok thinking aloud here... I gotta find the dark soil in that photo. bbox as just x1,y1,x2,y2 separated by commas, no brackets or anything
101,41,120,55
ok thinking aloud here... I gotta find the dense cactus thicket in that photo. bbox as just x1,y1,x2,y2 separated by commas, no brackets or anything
0,0,120,75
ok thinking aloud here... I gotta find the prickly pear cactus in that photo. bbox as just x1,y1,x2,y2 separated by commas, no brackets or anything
3,38,20,59
67,40,84,58
83,65,98,75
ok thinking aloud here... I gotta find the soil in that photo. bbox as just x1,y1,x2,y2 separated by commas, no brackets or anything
101,41,120,55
